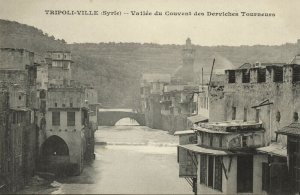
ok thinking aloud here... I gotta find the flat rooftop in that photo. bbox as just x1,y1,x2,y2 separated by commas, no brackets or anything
195,120,264,133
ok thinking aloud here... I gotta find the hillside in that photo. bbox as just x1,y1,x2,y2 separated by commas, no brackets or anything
0,19,298,107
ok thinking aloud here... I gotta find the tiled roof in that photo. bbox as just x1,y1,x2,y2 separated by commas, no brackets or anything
277,123,300,136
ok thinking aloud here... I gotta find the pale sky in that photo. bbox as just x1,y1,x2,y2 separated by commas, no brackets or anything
0,0,299,46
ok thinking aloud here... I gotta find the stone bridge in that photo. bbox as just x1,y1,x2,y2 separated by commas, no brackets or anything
97,110,145,126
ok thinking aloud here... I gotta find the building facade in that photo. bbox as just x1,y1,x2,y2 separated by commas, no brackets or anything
0,48,38,193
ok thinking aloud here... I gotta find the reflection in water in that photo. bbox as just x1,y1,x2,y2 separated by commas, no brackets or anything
19,121,192,194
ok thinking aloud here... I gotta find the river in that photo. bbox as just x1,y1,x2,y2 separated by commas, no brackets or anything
18,118,192,194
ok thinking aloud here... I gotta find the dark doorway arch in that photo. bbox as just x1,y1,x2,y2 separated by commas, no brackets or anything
41,135,69,156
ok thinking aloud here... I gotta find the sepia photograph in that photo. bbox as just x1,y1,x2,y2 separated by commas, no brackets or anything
0,0,299,194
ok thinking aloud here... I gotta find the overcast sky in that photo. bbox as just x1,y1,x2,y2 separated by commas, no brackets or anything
0,0,299,46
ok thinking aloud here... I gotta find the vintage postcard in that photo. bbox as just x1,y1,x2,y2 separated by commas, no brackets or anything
0,0,299,194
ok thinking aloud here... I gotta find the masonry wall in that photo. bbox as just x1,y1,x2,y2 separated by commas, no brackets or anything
161,114,188,134
210,70,300,146
0,48,34,69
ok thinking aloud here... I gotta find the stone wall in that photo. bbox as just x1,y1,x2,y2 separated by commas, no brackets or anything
0,48,34,69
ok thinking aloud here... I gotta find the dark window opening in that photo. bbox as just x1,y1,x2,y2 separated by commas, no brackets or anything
81,109,88,126
244,107,248,122
242,136,248,147
210,134,213,146
70,103,73,108
208,156,214,187
67,112,75,126
276,111,281,122
237,155,253,193
293,112,299,122
228,70,236,83
54,103,58,107
214,157,222,192
262,162,270,192
12,111,25,124
293,65,300,83
200,155,207,184
232,107,236,120
18,95,22,100
40,90,46,99
257,69,266,83
62,104,65,108
273,67,283,82
219,136,222,148
242,70,250,83
52,112,60,126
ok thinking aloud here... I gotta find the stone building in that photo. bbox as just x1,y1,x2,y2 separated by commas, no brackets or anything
36,50,96,176
0,48,38,193
38,86,89,175
45,51,73,86
176,41,300,194
140,73,171,129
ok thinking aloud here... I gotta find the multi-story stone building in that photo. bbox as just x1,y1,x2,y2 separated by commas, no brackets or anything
140,73,171,129
176,40,300,195
45,51,73,87
0,48,38,193
37,51,96,175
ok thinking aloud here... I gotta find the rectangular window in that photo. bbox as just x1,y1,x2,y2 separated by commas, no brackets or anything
242,70,250,83
232,106,236,120
293,66,300,83
257,68,266,83
67,112,75,126
228,70,236,83
244,107,248,122
208,156,214,187
52,112,60,126
273,67,283,82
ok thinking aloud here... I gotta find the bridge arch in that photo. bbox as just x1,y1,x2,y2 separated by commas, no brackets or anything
115,117,141,126
98,111,145,126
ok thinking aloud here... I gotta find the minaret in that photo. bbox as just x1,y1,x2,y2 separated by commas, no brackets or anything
182,38,195,83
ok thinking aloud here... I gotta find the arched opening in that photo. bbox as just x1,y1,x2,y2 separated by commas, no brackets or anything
115,117,140,126
39,136,72,176
41,135,69,156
